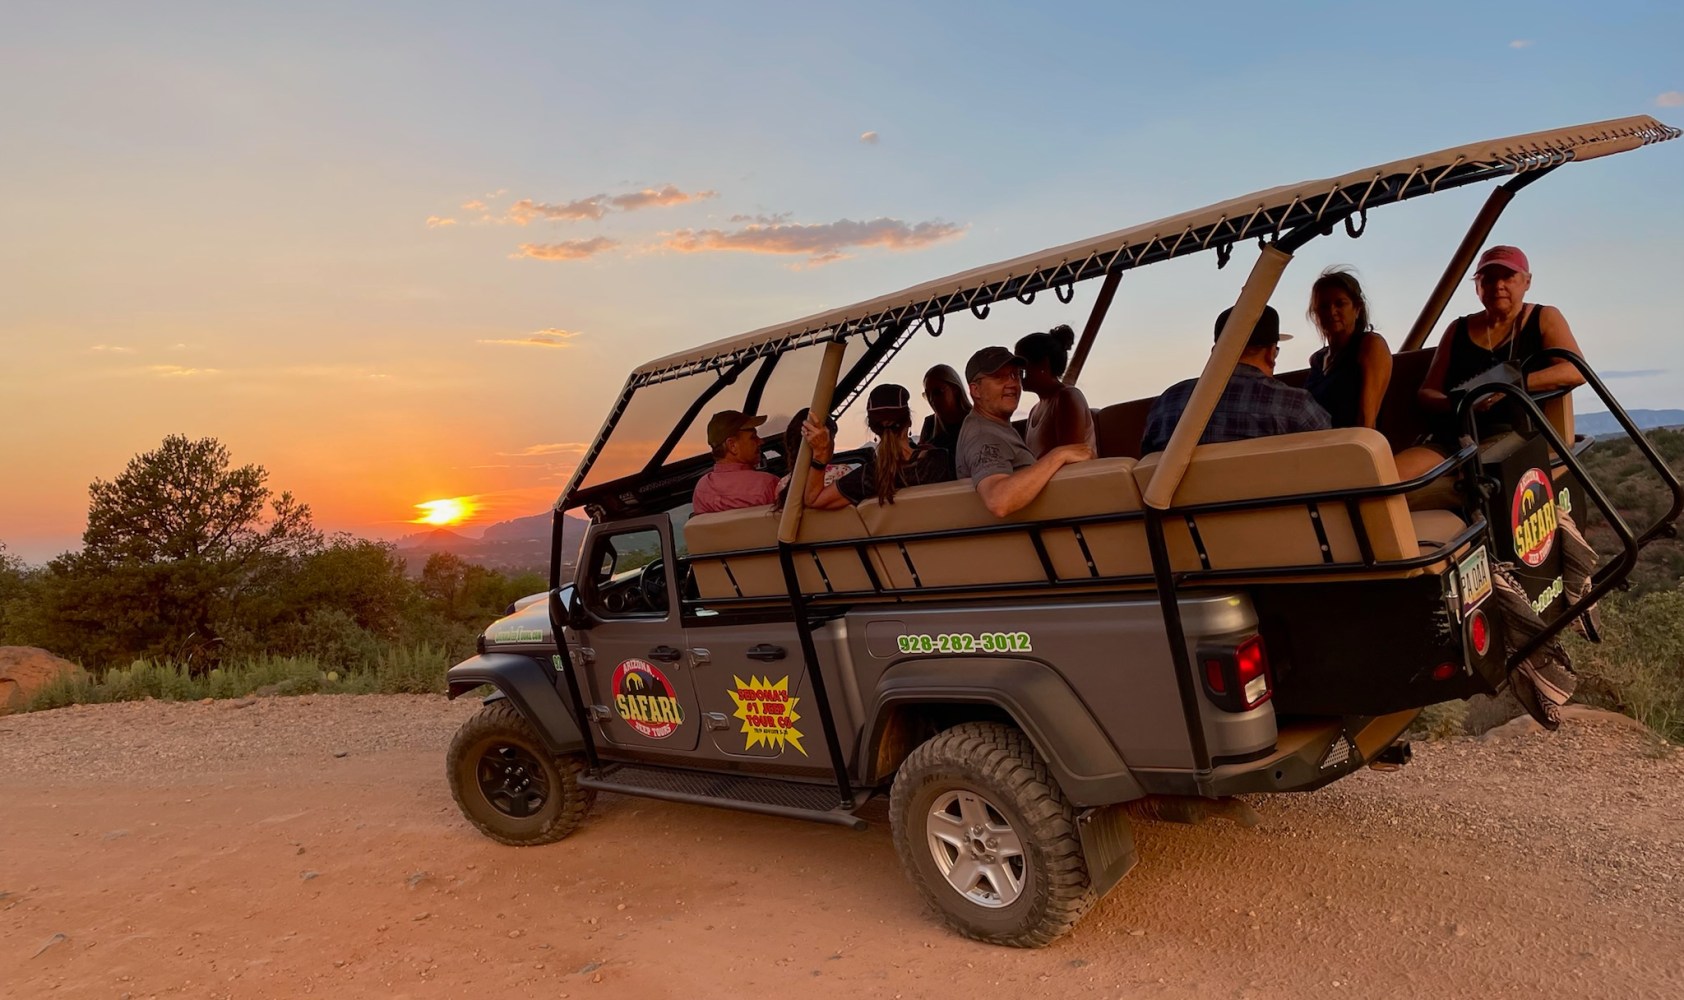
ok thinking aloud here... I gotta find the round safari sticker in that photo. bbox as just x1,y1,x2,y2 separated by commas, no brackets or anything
611,658,684,739
1510,467,1559,568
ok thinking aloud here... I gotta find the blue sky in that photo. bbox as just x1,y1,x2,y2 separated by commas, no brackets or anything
2,1,1681,560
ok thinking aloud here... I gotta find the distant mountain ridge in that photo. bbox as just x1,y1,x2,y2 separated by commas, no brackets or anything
394,511,587,576
1577,409,1684,436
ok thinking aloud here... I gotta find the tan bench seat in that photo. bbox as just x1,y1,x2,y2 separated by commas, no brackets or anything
856,458,1150,589
1133,427,1456,574
683,504,880,600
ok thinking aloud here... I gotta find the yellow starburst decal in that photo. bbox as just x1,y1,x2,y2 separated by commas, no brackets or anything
727,675,805,756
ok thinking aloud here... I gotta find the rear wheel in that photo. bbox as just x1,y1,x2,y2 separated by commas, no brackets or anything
447,701,594,845
889,722,1095,947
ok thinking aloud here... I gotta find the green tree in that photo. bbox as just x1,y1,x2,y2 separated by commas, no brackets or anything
0,541,31,644
24,436,318,667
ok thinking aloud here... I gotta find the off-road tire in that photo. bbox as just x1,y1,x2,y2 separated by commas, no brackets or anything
889,722,1095,947
447,701,595,846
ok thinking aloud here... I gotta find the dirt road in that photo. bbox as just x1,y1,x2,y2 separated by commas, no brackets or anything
2,695,1680,999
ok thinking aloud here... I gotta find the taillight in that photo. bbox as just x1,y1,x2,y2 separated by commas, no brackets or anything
1468,609,1491,657
1198,635,1272,712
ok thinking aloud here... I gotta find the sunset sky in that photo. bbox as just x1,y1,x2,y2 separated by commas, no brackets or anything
3,1,1682,562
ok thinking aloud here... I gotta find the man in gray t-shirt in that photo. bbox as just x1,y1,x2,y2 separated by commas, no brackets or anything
956,346,1093,517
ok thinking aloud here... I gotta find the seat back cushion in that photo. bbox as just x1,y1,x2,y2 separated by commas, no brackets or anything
1134,428,1418,572
683,504,876,598
857,457,1148,588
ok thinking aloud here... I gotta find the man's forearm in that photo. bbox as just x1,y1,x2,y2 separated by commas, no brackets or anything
977,454,1067,517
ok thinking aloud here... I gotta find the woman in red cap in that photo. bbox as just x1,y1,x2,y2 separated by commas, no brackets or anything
1395,245,1586,478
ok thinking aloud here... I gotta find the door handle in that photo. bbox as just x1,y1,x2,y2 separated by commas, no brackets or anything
648,645,682,663
747,644,786,662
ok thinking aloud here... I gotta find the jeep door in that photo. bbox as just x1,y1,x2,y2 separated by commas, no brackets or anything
574,517,701,752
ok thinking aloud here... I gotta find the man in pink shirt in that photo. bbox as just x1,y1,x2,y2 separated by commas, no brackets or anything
692,410,780,514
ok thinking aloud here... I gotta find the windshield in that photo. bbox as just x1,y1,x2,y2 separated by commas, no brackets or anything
575,335,868,493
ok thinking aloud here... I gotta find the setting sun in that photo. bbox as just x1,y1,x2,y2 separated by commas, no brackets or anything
413,497,475,527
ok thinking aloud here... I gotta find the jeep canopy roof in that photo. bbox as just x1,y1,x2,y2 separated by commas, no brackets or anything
560,115,1679,512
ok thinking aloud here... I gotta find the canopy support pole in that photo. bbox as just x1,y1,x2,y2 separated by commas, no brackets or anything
1062,268,1123,388
1142,243,1295,510
1400,166,1559,352
776,338,856,808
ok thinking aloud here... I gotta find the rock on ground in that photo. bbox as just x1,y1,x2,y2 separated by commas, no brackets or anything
0,646,81,714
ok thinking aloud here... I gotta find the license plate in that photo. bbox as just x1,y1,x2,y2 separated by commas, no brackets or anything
1458,546,1492,615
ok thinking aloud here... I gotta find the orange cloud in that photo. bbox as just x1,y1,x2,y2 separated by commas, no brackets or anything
477,329,581,348
503,442,590,457
609,184,717,211
662,216,966,265
1658,91,1684,108
87,344,135,354
509,196,610,224
147,364,219,377
504,185,714,225
860,130,880,144
426,215,457,228
512,237,619,261
461,199,488,211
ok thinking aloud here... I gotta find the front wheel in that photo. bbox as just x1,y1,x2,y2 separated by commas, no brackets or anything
888,722,1096,947
447,701,594,845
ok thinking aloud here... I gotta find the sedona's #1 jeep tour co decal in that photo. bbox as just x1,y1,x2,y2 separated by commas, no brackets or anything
727,675,805,755
1511,467,1559,568
612,658,684,739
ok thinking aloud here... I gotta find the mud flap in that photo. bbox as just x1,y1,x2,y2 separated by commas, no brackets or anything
1076,803,1138,898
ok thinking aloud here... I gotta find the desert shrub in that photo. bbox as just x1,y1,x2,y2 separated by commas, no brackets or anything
1566,590,1684,743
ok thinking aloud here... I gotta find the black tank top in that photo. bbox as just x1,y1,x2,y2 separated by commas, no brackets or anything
1303,330,1377,429
1435,304,1548,441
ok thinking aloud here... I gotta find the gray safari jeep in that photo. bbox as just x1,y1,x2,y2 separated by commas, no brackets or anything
445,115,1682,946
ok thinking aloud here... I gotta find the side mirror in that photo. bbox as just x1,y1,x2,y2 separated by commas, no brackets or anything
566,588,590,631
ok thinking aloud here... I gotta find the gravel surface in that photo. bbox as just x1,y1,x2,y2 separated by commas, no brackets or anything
1,696,1680,999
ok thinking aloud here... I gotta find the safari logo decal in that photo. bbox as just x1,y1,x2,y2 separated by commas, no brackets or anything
612,658,684,739
727,675,806,755
1510,467,1558,568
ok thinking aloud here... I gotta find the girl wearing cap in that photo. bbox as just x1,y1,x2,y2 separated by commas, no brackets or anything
1302,267,1392,429
799,384,954,509
1396,245,1586,478
1015,324,1097,458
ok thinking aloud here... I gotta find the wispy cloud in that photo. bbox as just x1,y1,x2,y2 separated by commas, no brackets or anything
1600,369,1665,379
512,237,619,261
509,196,612,224
1509,39,1534,49
426,216,457,228
860,130,880,144
1657,91,1684,108
87,344,134,354
609,184,717,212
477,328,581,348
147,364,219,378
461,199,488,211
662,216,967,266
504,185,715,225
501,442,589,457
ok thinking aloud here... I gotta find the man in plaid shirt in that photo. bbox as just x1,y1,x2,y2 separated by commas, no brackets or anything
1140,305,1331,454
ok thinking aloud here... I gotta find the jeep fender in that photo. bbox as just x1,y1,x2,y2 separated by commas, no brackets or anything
446,653,584,756
863,657,1144,807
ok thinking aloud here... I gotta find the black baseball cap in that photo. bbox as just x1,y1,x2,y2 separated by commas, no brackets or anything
1213,305,1292,349
964,346,1027,383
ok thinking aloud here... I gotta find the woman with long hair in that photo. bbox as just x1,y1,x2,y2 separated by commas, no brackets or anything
1015,324,1096,458
1302,266,1392,429
800,384,954,509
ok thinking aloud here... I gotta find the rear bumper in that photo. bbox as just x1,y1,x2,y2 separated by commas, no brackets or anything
1133,709,1419,797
